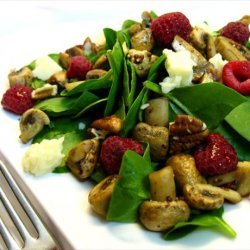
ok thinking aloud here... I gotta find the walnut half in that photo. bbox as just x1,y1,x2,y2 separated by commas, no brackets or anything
169,115,209,154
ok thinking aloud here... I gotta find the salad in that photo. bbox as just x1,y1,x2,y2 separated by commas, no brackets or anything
1,8,250,243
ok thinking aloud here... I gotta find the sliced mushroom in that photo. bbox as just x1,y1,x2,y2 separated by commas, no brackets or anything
59,52,71,69
94,54,110,71
183,184,224,210
48,71,67,87
208,161,250,197
65,45,83,57
131,28,155,51
91,115,123,134
31,83,57,100
149,166,176,201
82,37,98,56
215,36,250,61
239,15,250,25
64,81,84,91
128,23,142,36
66,138,99,180
166,154,206,190
88,175,119,217
86,69,107,80
8,67,33,87
139,200,190,231
144,97,169,127
133,122,169,161
19,108,50,144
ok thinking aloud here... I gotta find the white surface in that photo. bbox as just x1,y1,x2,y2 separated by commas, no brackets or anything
0,1,250,249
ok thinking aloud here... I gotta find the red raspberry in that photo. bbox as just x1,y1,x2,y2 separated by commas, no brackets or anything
66,56,92,80
151,12,192,47
222,60,250,95
194,133,238,177
221,21,249,45
100,135,144,174
1,85,35,115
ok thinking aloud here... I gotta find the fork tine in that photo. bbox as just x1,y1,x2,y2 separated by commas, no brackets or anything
0,161,39,239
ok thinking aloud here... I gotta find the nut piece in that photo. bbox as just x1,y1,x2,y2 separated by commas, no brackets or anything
131,28,154,51
91,115,123,134
183,184,224,210
133,122,169,161
208,161,250,197
127,49,157,77
149,166,176,201
66,138,99,180
139,200,190,231
86,69,107,80
31,84,57,100
169,115,209,154
8,67,33,87
167,154,206,190
144,97,169,127
19,108,50,144
88,175,119,217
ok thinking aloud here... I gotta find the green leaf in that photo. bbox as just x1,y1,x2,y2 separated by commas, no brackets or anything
143,80,162,95
34,91,99,116
114,97,126,120
121,19,138,30
62,70,112,96
107,150,153,222
167,82,247,129
53,166,70,173
48,53,59,63
31,78,45,89
104,41,124,116
225,101,250,141
164,207,236,240
121,87,147,137
103,28,117,50
147,54,165,82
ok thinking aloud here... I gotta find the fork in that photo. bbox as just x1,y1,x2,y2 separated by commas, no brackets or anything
0,159,57,250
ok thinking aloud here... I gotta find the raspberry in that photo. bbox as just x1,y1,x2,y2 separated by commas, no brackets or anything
1,85,35,115
100,135,144,174
194,133,238,177
222,60,250,95
66,56,92,80
221,21,250,45
151,12,192,47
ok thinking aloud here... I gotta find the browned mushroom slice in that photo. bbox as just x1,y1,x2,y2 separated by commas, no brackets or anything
215,36,250,61
66,138,99,180
86,69,107,80
48,71,67,87
8,67,33,87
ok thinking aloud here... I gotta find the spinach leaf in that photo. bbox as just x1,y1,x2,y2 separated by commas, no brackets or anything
115,97,126,120
34,91,99,116
213,122,250,161
62,70,112,96
107,150,153,222
103,28,117,50
123,60,137,108
121,87,147,137
104,41,124,116
121,19,138,30
167,82,247,129
48,53,59,63
31,78,45,89
164,207,236,240
147,54,165,82
225,101,250,141
143,80,162,95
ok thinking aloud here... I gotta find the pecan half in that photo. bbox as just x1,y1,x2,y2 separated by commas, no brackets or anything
169,115,209,154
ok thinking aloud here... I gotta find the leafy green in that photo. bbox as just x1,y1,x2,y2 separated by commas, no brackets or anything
121,87,147,137
167,82,247,129
104,40,124,116
31,78,45,89
103,28,117,50
34,91,99,116
143,80,162,95
107,150,153,222
121,19,138,30
164,207,236,240
147,54,165,82
62,70,112,96
225,101,250,141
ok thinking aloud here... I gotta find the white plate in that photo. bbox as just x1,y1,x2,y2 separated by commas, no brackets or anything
0,1,250,249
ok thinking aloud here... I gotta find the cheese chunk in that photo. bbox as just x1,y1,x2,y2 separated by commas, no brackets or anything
22,137,64,176
32,55,62,81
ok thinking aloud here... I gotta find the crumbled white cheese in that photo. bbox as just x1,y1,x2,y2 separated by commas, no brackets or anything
78,122,86,130
32,55,62,81
195,21,214,34
160,49,196,93
22,137,64,176
209,53,228,77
